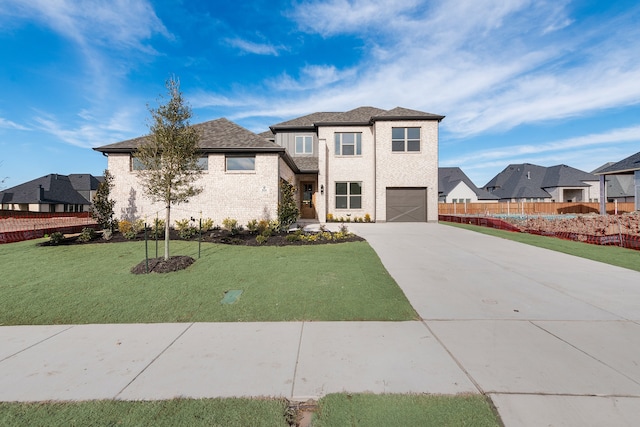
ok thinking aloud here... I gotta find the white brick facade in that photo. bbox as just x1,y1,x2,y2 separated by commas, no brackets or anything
107,152,293,227
373,120,439,222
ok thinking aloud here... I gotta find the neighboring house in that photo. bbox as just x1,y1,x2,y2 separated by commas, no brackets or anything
593,151,640,211
592,163,635,202
0,173,102,212
438,167,498,203
483,163,600,203
93,106,444,224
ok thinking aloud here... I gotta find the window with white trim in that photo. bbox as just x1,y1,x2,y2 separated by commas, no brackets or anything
335,182,362,209
295,135,313,154
392,127,420,152
335,133,362,156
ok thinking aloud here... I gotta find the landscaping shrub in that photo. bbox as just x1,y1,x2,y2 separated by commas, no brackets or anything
277,179,299,229
77,227,96,243
102,229,113,241
174,218,197,240
326,213,334,222
200,218,214,233
256,234,268,245
364,213,372,222
151,218,165,238
222,217,242,235
49,232,64,246
118,219,142,240
246,219,259,234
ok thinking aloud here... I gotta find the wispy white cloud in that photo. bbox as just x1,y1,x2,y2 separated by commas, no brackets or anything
442,125,640,185
289,0,422,36
33,107,145,149
224,37,284,56
0,117,29,131
2,0,170,52
447,125,640,166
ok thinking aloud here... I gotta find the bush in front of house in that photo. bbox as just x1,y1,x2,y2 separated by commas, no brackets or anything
77,227,96,243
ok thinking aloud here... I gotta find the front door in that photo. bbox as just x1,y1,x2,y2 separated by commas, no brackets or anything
300,182,316,219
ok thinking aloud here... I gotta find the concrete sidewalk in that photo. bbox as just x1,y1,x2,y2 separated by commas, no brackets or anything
0,321,476,401
2,222,640,426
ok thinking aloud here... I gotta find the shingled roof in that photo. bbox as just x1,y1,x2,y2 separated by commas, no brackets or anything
94,118,284,153
0,174,97,205
269,106,444,130
483,163,598,200
438,167,498,200
594,151,640,175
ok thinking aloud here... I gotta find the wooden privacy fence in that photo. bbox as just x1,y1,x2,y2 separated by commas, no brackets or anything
438,202,636,216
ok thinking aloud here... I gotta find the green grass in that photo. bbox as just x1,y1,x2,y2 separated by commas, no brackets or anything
0,395,502,427
312,393,500,427
0,398,290,427
0,239,417,325
443,222,640,272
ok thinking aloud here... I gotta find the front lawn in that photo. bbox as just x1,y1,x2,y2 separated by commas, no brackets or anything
0,239,417,325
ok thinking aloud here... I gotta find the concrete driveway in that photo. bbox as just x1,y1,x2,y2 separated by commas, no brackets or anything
2,222,639,426
349,222,640,426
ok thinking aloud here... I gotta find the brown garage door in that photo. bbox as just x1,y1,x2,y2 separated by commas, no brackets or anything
386,188,427,222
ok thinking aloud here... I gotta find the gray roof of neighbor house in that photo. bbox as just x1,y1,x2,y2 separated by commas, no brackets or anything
269,106,444,130
438,167,498,200
593,151,640,175
483,163,598,200
592,163,635,198
93,118,285,153
0,174,98,205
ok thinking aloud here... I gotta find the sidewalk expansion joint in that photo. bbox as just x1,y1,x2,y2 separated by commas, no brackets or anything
289,321,305,400
419,319,485,395
0,325,75,363
530,321,640,388
113,322,195,399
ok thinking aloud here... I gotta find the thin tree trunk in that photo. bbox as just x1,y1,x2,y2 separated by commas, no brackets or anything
164,204,170,260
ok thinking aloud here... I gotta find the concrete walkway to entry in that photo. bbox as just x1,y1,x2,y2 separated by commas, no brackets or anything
1,222,640,426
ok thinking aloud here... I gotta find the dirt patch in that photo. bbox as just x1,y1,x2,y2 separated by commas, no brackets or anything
131,255,195,274
508,212,640,236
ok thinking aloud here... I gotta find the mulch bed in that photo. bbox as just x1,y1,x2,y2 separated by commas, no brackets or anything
131,255,195,274
39,227,365,273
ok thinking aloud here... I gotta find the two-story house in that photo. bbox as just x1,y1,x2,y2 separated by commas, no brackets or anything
93,106,444,225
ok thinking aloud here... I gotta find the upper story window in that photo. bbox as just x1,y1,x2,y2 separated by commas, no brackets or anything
392,127,420,152
295,135,313,154
226,155,255,171
335,133,362,156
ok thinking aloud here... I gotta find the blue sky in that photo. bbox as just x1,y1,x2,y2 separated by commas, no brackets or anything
1,0,639,189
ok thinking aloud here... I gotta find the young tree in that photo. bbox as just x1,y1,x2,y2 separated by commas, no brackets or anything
91,169,116,230
135,77,203,260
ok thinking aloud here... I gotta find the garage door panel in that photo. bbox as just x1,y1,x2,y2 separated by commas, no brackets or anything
386,188,427,222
